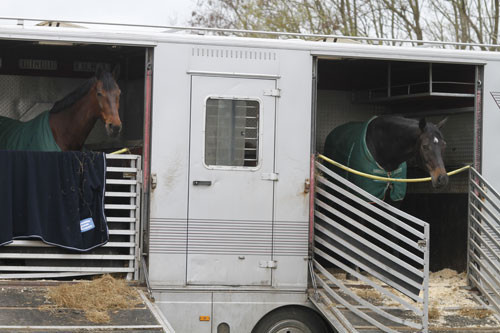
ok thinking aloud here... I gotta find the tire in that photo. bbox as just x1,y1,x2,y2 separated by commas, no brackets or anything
252,306,331,333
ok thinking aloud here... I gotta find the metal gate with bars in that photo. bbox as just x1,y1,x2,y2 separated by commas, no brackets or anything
468,167,500,314
310,159,430,333
0,154,142,280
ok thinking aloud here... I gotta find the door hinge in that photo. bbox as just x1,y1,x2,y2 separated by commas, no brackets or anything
259,260,277,269
304,178,310,193
151,173,157,190
263,88,281,97
261,173,279,181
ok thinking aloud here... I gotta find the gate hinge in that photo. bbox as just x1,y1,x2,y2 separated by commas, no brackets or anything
263,88,281,97
262,173,279,181
260,260,277,269
418,239,427,248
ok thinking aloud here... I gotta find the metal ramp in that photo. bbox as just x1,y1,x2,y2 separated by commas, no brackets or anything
311,160,430,333
468,167,500,314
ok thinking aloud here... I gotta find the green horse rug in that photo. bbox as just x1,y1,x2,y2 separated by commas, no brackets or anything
0,112,61,151
324,118,407,201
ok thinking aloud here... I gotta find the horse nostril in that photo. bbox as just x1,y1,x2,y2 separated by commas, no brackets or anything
438,174,449,186
107,124,122,137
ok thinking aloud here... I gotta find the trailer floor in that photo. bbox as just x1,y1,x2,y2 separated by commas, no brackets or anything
0,282,166,332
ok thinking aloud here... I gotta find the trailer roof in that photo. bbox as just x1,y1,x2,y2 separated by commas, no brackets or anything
0,21,499,64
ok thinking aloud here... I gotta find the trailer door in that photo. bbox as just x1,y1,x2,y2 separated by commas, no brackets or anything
187,75,276,285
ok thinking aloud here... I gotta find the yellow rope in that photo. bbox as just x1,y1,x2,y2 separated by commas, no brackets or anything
110,148,130,155
317,154,470,183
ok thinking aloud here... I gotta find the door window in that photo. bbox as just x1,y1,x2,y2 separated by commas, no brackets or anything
204,98,260,168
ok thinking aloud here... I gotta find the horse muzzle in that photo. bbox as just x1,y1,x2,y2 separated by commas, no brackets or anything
106,123,122,137
431,170,449,188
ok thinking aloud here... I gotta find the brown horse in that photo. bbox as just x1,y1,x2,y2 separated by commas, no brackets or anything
0,66,121,152
50,66,122,151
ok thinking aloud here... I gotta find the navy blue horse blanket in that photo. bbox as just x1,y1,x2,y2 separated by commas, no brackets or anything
324,118,407,201
0,151,108,251
0,112,61,151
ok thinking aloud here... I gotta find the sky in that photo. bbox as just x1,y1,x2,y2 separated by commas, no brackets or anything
0,0,198,27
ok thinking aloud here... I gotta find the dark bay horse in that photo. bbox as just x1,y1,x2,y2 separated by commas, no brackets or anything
324,115,448,202
0,66,121,151
321,115,448,282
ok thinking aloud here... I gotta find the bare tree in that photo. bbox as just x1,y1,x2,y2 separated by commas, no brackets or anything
190,0,500,48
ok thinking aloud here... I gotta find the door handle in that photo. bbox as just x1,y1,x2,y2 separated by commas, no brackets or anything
193,180,212,186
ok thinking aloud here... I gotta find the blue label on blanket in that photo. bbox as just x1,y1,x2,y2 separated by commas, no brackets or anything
80,218,95,232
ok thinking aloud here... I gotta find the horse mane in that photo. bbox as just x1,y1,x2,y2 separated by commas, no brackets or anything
49,71,116,114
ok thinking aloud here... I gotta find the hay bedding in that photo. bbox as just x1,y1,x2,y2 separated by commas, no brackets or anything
42,274,142,323
327,268,499,325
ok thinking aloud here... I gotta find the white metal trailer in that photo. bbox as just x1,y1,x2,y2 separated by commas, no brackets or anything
2,19,500,333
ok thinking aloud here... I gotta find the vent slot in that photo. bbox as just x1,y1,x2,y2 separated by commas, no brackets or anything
192,47,276,61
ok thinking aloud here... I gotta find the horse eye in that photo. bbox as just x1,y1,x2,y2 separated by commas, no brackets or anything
97,91,103,97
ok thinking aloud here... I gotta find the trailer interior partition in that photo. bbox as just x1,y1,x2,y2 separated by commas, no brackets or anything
0,39,150,279
315,57,478,272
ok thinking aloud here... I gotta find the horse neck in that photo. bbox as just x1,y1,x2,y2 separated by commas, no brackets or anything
366,117,421,171
49,88,99,151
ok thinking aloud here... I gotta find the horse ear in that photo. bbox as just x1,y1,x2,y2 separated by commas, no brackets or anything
419,118,427,131
111,65,120,80
95,64,104,78
437,117,448,129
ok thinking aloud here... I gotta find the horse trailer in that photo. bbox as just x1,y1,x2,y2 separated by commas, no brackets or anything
2,20,500,333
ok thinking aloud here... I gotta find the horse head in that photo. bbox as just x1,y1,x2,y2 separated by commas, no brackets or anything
95,66,122,137
416,117,448,188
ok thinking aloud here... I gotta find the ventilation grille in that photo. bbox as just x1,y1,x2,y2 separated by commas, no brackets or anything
192,47,277,61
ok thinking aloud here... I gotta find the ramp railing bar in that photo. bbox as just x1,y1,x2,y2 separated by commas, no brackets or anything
315,229,423,303
313,244,422,315
468,237,500,301
316,185,425,255
315,162,428,272
313,160,429,333
315,259,422,330
468,167,500,315
314,208,424,282
470,184,500,229
469,206,500,257
470,168,500,201
316,162,427,227
314,221,423,304
469,217,500,270
317,289,358,333
316,181,425,243
470,176,500,214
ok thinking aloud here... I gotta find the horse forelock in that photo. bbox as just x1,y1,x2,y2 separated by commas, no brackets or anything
99,71,118,91
420,121,444,142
